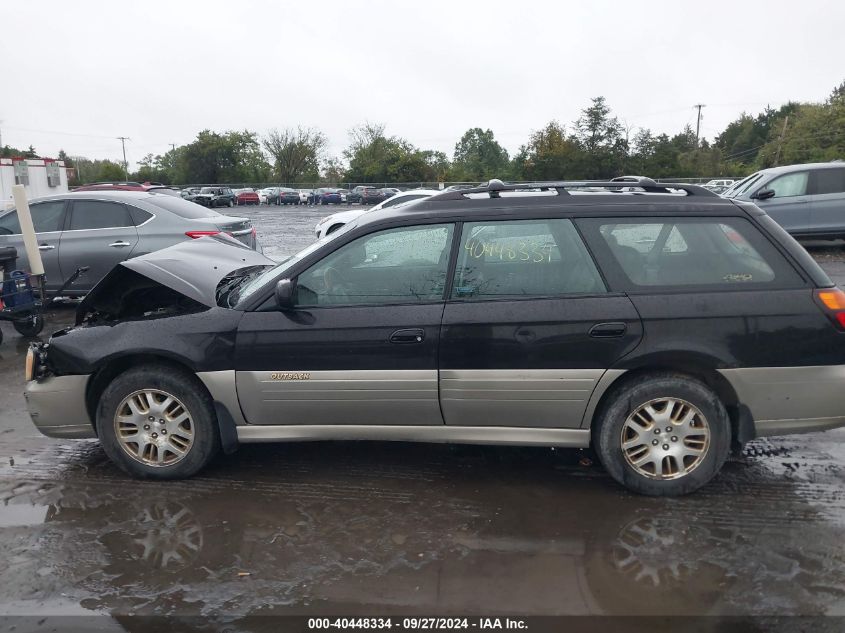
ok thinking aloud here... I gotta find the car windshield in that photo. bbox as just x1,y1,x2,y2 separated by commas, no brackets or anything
144,195,221,218
232,224,354,307
722,173,763,198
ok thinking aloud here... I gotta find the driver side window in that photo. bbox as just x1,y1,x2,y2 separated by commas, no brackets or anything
296,224,454,306
767,172,808,198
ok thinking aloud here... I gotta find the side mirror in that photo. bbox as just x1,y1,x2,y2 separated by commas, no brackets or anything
275,278,296,310
753,188,775,201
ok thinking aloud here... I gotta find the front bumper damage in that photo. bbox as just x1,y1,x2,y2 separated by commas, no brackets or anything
25,374,95,439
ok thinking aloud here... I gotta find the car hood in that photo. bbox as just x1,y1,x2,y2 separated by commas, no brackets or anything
76,234,275,322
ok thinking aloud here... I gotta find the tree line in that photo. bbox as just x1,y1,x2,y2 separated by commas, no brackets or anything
3,80,842,186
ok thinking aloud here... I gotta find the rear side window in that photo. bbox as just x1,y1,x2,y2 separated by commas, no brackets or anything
582,217,804,290
127,205,154,225
812,168,845,195
69,201,134,230
451,219,606,299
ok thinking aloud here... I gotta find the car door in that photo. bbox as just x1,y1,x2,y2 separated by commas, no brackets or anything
234,222,456,426
439,218,643,428
808,166,845,236
752,171,811,234
59,199,140,292
0,200,67,292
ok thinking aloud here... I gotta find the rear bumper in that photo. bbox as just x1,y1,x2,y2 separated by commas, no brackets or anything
719,366,845,437
24,374,95,439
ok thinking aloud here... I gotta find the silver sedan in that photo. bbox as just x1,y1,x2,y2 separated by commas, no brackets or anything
0,190,259,295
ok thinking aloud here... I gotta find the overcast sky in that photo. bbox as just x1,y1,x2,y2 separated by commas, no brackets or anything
1,0,843,169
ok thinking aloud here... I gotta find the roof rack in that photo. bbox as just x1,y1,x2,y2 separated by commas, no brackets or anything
429,178,720,200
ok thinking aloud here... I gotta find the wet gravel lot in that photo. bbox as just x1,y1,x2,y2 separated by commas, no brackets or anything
4,205,845,623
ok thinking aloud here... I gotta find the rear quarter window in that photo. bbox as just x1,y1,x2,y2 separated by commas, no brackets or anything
578,216,806,291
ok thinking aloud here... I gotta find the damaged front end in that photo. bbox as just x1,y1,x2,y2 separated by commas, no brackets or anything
37,235,276,377
74,266,208,325
75,233,275,326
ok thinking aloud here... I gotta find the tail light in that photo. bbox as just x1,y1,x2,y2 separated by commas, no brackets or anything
814,288,845,330
185,230,221,239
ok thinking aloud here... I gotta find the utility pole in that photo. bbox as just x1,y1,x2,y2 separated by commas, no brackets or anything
694,104,706,144
169,143,176,152
116,136,130,180
774,116,789,166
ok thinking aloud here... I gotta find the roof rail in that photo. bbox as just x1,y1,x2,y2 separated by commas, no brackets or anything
429,178,720,200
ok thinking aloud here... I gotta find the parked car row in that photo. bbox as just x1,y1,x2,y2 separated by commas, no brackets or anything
257,187,308,205
72,182,421,209
315,189,440,238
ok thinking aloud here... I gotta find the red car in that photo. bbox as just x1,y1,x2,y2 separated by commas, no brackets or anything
234,189,260,206
72,181,181,197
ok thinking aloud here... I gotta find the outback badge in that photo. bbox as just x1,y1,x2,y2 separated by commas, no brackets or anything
270,372,311,381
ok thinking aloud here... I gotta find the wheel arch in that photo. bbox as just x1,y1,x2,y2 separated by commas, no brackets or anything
584,356,748,448
85,353,204,432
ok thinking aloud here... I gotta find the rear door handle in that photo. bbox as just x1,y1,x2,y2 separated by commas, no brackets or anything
109,241,131,248
589,322,627,338
38,244,55,251
390,328,425,344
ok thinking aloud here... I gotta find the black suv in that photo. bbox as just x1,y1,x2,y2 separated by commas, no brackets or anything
24,179,845,496
194,186,236,208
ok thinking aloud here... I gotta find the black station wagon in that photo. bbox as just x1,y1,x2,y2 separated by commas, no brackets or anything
24,179,845,496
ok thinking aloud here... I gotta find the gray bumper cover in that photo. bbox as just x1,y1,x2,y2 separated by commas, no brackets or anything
25,375,95,439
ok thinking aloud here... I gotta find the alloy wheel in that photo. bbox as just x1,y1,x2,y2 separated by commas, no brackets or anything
114,389,195,467
620,397,710,480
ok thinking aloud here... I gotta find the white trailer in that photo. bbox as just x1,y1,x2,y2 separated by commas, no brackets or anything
0,157,69,210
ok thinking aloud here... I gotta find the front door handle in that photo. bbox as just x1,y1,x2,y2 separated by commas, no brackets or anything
38,244,55,251
109,241,131,248
390,328,425,344
589,322,627,338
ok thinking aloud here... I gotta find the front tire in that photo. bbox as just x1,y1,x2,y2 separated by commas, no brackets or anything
593,373,730,496
96,365,220,479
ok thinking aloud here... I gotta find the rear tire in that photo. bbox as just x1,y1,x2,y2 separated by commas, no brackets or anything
593,373,730,496
96,365,220,479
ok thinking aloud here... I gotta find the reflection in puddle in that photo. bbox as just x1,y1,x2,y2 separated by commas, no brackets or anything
0,443,844,618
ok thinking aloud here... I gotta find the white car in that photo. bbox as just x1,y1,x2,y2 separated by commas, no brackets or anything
703,179,736,189
314,189,440,239
257,188,274,204
297,189,311,204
